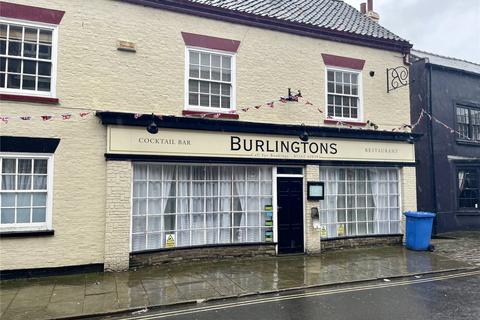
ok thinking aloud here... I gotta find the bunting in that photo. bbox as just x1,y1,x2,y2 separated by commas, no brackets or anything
0,97,469,141
0,111,94,123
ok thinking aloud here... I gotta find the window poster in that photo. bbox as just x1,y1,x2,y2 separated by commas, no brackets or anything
165,234,175,248
320,225,328,238
264,204,273,242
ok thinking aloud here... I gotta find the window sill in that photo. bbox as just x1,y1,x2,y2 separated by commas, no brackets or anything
324,119,367,127
456,210,480,216
456,140,480,147
321,233,403,241
0,94,59,105
0,230,54,238
132,242,277,255
182,110,239,119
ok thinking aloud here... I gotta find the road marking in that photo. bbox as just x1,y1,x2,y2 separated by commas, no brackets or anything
120,270,480,320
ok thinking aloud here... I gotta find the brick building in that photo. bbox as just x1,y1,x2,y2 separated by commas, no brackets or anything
410,49,480,233
0,0,417,276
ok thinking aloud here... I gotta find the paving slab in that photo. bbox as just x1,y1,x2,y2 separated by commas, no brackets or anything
0,245,475,320
432,231,480,266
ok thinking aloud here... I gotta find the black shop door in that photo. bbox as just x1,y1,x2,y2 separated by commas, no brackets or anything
277,177,304,254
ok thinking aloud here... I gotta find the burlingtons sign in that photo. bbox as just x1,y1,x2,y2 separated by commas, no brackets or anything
107,126,415,162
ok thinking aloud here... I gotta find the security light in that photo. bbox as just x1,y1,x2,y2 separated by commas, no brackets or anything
146,113,159,134
299,123,309,142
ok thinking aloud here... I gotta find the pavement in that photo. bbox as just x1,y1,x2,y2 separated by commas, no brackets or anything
1,233,479,320
120,270,480,320
432,231,480,266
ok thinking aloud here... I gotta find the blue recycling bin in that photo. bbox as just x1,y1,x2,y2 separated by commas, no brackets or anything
403,211,436,251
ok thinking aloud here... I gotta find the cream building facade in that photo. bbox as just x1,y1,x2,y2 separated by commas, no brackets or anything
0,0,416,275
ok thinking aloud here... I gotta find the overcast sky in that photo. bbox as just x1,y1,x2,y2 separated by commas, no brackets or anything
343,0,480,63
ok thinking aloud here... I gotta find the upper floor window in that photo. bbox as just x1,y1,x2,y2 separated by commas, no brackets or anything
0,20,57,97
458,168,479,209
0,155,53,232
456,105,480,143
186,48,235,112
326,68,362,121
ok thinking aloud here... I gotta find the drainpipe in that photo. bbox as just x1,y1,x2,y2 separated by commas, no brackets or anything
427,63,439,234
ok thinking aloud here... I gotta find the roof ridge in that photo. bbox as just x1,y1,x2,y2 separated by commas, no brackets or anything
412,49,480,67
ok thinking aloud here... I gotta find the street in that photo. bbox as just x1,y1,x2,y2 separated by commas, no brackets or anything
113,270,480,320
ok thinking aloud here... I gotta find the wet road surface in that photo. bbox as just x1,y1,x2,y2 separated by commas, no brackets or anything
114,270,480,320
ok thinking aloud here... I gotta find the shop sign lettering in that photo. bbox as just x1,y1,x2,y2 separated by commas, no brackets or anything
230,136,337,155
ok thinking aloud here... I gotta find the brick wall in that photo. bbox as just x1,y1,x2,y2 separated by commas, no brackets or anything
401,167,417,238
104,160,132,271
305,165,321,254
2,0,410,128
130,244,276,268
321,235,403,251
0,113,106,270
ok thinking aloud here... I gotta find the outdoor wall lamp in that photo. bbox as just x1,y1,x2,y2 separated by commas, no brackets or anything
299,123,309,142
146,113,159,134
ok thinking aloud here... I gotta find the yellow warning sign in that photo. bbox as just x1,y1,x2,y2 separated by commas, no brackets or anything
337,224,345,237
320,225,328,238
165,234,175,248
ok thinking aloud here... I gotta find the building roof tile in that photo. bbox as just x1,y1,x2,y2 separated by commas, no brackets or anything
188,0,408,43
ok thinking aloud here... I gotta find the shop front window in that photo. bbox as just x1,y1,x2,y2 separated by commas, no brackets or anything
131,164,273,251
319,167,400,238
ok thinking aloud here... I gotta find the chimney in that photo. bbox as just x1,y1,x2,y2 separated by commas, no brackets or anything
362,0,380,23
360,3,366,14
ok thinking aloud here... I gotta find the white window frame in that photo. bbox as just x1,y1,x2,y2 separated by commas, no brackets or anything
319,166,401,238
0,153,54,232
0,17,59,98
184,46,237,113
130,163,273,252
324,66,363,122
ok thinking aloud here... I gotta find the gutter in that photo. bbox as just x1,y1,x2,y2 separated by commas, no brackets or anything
429,64,480,78
413,56,480,78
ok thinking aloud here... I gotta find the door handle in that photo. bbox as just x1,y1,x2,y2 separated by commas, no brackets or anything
277,206,282,210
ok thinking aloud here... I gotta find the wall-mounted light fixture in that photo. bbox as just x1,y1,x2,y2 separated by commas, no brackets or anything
299,123,309,142
146,113,159,134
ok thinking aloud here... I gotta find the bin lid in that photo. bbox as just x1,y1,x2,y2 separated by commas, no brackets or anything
403,211,436,218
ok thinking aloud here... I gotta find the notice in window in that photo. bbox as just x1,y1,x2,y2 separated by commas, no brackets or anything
166,234,175,248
